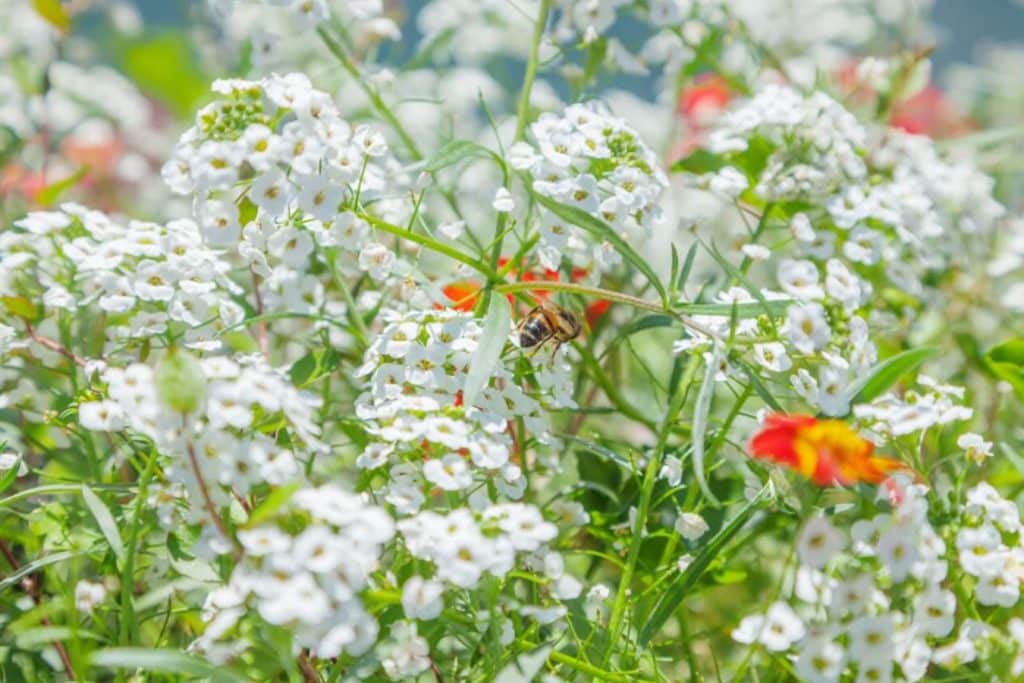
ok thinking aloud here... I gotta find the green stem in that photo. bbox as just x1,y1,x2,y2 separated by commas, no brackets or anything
359,213,500,281
317,27,422,160
326,250,370,348
549,651,645,683
514,0,552,143
118,448,159,646
604,353,702,663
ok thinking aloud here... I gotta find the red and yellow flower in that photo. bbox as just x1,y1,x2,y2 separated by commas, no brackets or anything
749,414,906,487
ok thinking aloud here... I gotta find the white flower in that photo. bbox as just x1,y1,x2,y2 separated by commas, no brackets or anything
876,525,918,583
753,342,792,372
659,455,682,486
956,524,1005,576
79,400,126,431
795,634,843,683
0,452,28,478
707,166,748,198
74,580,107,613
787,302,831,354
492,187,515,212
913,587,955,638
358,242,396,281
401,576,444,621
423,454,473,491
585,583,610,621
381,622,431,680
797,517,844,569
847,614,894,664
674,513,709,540
975,572,1020,607
957,432,993,465
778,259,823,300
740,244,771,261
732,602,804,651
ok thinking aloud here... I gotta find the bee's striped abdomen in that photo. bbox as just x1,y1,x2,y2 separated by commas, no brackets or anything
519,316,554,348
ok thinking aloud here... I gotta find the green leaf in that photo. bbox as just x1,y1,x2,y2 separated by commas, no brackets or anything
36,166,88,207
82,484,125,563
691,346,721,505
601,314,675,356
115,33,210,118
638,486,767,646
0,551,77,592
562,434,633,470
32,0,70,31
985,340,1024,400
0,456,22,494
533,193,668,306
423,139,503,173
463,294,511,407
155,347,206,414
15,627,102,650
289,349,341,387
245,482,301,527
676,300,789,317
737,361,784,412
91,648,246,682
670,148,727,175
702,240,777,323
2,295,40,321
845,346,939,406
677,241,698,292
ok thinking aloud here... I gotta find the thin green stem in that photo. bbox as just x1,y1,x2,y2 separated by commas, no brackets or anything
514,0,552,143
604,352,702,664
549,650,646,683
317,27,422,160
326,250,369,348
359,213,500,281
118,447,159,646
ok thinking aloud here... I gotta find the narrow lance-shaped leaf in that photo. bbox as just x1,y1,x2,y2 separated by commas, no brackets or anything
691,345,721,505
0,455,22,495
82,484,125,562
423,139,505,173
91,648,247,682
463,294,512,408
532,192,669,306
984,339,1024,401
638,485,768,646
844,346,939,406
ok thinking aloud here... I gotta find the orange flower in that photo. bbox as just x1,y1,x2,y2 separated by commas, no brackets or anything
749,414,906,487
439,258,611,326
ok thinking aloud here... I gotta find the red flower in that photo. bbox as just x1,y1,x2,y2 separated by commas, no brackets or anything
750,414,906,487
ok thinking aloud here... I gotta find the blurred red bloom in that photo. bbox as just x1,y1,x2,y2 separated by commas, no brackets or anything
750,414,906,487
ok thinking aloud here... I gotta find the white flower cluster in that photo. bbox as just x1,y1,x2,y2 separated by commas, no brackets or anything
354,309,574,512
399,504,556,588
163,73,409,289
708,85,867,198
734,482,1024,681
82,356,324,535
854,375,973,437
956,482,1024,608
701,85,1003,300
5,206,238,347
512,101,669,271
194,485,394,661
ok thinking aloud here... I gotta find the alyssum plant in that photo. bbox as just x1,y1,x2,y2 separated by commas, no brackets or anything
2,1,1024,681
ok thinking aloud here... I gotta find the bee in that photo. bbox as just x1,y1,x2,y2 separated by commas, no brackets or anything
517,301,582,356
